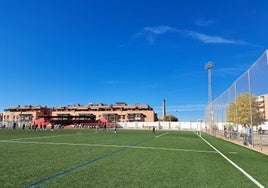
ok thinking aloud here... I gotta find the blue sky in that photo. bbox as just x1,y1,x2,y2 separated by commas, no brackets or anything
0,0,267,121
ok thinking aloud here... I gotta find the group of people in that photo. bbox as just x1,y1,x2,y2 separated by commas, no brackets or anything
2,122,158,136
27,123,48,130
0,122,64,132
241,125,253,146
223,124,253,146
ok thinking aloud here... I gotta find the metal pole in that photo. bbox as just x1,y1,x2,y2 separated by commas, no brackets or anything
248,70,253,127
248,70,253,146
234,82,238,125
200,120,202,137
221,95,224,137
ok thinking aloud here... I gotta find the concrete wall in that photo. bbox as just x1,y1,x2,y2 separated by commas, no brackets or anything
117,121,206,130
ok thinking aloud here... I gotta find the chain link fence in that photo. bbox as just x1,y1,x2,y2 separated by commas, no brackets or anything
205,50,268,150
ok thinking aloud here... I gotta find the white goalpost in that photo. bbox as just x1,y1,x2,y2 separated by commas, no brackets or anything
194,120,202,137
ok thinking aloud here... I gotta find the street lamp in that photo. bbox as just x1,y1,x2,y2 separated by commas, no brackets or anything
205,61,214,133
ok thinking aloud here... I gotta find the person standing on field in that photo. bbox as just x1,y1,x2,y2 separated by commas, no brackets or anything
114,125,117,134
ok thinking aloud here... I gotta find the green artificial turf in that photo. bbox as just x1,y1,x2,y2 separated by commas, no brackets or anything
0,129,267,187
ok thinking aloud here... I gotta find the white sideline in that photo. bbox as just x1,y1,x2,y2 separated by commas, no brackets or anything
197,133,265,188
0,140,217,154
8,133,79,141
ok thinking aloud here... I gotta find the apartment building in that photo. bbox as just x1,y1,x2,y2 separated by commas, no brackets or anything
52,102,155,122
2,105,52,127
1,102,156,127
257,94,268,121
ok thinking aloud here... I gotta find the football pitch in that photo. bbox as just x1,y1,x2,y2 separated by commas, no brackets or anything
0,129,267,188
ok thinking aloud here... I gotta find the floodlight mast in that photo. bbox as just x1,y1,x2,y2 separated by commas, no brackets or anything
205,62,214,132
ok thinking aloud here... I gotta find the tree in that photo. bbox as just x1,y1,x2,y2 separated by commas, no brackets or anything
226,93,264,127
154,113,158,121
163,115,178,122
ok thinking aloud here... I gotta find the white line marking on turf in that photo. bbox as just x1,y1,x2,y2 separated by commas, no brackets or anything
133,146,217,153
197,133,264,188
5,133,80,141
0,140,217,154
156,132,169,138
229,151,238,154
